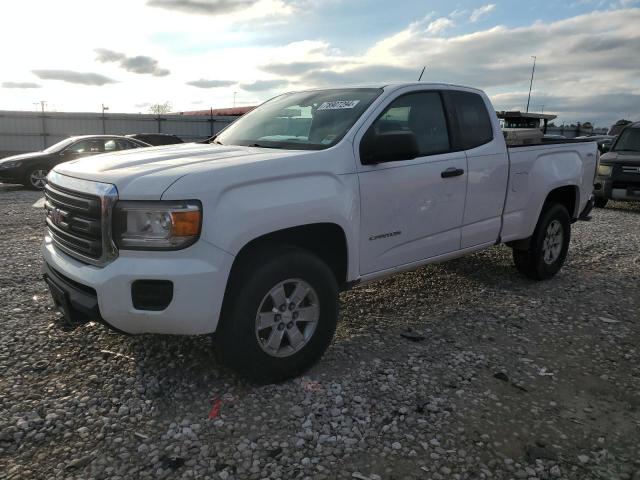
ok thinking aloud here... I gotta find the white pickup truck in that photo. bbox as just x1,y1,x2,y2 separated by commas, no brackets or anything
42,83,597,380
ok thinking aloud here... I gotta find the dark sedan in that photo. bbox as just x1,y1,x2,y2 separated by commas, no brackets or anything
0,135,150,189
126,133,183,146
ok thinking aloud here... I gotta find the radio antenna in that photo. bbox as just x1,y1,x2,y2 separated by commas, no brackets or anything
418,66,426,81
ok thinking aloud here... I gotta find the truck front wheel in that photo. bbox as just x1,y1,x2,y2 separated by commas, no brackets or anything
215,246,338,382
512,203,571,280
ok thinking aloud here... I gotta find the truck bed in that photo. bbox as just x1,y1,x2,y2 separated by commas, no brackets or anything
500,139,598,244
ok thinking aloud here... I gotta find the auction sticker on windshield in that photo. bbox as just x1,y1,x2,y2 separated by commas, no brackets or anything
317,100,360,110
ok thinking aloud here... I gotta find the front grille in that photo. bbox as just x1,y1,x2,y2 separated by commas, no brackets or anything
45,183,103,259
45,171,118,266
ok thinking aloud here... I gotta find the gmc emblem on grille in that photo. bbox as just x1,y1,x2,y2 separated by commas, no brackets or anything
49,207,63,226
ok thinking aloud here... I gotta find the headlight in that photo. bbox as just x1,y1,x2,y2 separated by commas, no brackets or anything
0,160,21,169
113,200,202,250
597,164,612,177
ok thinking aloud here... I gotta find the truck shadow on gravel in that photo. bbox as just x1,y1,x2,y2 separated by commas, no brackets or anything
436,246,536,288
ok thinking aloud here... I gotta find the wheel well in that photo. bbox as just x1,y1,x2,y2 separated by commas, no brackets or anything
232,223,349,287
545,185,578,218
507,185,578,251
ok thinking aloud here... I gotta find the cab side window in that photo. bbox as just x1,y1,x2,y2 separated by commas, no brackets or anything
449,91,493,149
369,91,450,157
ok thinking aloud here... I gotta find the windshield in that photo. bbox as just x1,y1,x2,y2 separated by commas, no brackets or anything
43,137,78,153
612,128,640,152
502,118,541,129
215,88,382,150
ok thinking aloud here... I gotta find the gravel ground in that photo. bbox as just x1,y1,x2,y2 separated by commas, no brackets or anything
1,183,639,480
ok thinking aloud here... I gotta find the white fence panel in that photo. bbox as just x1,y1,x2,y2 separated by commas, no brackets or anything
0,110,237,158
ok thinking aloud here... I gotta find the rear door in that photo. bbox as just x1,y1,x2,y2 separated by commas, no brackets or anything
355,87,468,275
445,89,509,248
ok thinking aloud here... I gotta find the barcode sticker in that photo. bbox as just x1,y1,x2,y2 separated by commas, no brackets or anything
317,100,360,110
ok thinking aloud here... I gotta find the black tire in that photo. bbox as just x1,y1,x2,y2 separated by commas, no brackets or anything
23,166,49,190
594,197,608,208
215,245,338,382
512,203,571,281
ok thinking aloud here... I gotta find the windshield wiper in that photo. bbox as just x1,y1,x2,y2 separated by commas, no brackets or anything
247,143,277,149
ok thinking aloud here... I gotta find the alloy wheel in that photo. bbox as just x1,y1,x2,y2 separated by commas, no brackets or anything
29,169,48,189
255,278,320,358
542,219,563,265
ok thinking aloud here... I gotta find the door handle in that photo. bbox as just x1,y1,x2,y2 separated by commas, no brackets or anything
441,167,465,178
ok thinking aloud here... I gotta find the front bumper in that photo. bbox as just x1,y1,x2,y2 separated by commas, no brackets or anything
43,261,102,325
42,236,235,335
0,167,21,184
594,173,640,201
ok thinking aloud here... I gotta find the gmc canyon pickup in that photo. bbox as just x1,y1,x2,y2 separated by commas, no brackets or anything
42,83,598,380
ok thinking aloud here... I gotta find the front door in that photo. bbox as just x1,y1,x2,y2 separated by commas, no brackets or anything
356,89,468,275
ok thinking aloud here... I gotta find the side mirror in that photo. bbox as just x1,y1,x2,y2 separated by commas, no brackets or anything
360,130,420,165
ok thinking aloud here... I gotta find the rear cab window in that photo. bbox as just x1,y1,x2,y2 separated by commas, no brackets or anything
447,91,493,150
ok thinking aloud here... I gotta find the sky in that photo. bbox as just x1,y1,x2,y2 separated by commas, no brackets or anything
1,0,639,127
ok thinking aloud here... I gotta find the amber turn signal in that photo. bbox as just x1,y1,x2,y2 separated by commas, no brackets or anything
170,210,201,236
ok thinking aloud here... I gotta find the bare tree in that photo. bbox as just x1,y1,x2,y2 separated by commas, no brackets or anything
148,102,172,115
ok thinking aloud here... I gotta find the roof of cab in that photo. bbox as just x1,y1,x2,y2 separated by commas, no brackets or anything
382,82,485,93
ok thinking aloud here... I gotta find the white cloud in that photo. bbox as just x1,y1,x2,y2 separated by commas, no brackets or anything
32,70,117,86
186,79,237,88
240,79,289,91
2,82,41,89
311,8,640,125
1,1,639,126
426,17,455,35
95,49,170,77
449,8,467,18
470,4,496,22
146,0,296,19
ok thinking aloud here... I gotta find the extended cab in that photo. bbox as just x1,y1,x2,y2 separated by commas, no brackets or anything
42,83,598,380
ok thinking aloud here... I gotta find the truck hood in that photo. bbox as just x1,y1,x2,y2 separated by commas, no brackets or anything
53,143,302,199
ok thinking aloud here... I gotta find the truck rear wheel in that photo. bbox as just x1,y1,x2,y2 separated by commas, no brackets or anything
215,245,338,382
512,203,571,281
